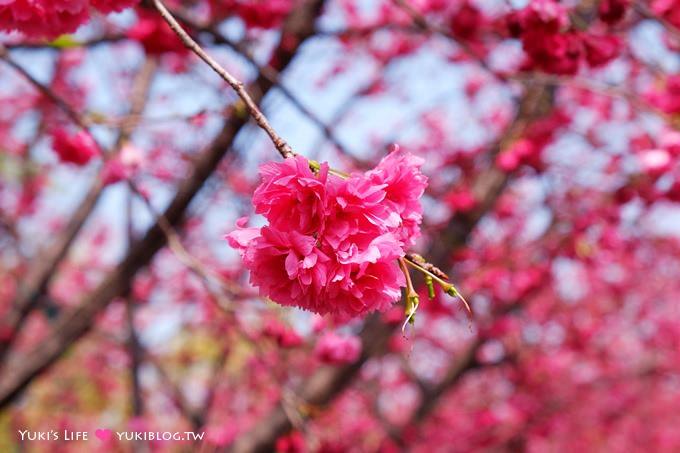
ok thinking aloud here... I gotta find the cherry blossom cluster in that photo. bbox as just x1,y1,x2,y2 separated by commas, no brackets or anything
49,127,143,185
51,129,99,166
615,130,680,204
0,0,138,38
507,0,621,75
227,151,427,320
496,110,570,173
126,9,189,56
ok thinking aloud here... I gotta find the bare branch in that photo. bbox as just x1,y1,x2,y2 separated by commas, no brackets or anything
152,0,295,159
173,11,363,165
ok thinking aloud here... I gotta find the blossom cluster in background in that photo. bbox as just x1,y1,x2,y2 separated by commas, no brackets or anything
227,151,427,320
0,0,138,38
507,0,621,75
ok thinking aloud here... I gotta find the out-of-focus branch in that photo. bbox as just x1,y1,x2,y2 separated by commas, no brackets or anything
0,212,19,243
0,46,92,130
0,0,325,409
144,350,204,429
411,337,483,424
127,181,242,310
194,345,230,431
510,72,672,123
125,190,144,419
0,57,157,364
125,296,145,418
315,23,422,37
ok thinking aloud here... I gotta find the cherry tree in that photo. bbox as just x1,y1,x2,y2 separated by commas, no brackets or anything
1,0,680,451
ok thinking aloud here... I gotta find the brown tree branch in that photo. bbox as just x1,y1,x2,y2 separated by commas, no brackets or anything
174,12,361,164
125,190,144,419
152,0,294,159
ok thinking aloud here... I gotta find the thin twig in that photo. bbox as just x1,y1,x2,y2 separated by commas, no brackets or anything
152,0,294,159
127,181,242,311
0,48,91,130
173,10,363,164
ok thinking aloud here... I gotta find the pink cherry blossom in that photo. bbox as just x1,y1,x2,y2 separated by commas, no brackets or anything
227,152,425,320
581,33,621,67
323,173,400,255
598,0,629,24
275,431,305,453
324,256,405,318
262,319,304,348
100,144,144,185
253,155,332,235
366,150,428,247
126,9,189,56
51,129,99,166
314,332,362,364
237,226,332,312
0,0,138,38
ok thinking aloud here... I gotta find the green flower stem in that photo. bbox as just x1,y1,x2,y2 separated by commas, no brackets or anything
398,258,420,329
425,274,435,299
404,257,471,314
308,159,349,179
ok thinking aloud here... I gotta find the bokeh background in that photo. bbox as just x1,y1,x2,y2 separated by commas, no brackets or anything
1,0,680,451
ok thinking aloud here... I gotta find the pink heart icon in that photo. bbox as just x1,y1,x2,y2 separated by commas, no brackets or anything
95,429,113,442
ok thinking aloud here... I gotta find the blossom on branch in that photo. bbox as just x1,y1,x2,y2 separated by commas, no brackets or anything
507,0,620,75
227,152,428,320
